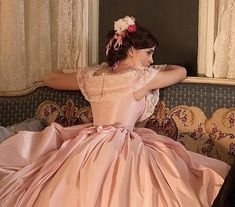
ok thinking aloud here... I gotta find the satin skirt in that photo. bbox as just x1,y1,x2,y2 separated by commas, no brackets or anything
0,123,230,207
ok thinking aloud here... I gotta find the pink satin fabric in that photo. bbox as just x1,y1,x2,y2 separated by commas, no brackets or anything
0,124,230,207
92,93,145,130
0,67,230,207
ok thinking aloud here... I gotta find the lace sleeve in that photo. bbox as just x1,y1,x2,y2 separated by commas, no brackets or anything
152,64,167,71
131,65,166,121
76,67,91,101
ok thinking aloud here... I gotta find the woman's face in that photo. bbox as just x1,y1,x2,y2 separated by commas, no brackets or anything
132,46,155,67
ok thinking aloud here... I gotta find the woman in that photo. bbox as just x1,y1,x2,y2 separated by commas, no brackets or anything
0,16,230,207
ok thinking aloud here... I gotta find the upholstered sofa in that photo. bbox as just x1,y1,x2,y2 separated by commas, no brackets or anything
0,77,234,165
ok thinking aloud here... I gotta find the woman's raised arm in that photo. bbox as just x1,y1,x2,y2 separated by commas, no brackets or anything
43,71,80,90
146,65,187,90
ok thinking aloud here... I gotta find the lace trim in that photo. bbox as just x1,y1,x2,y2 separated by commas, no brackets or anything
130,65,166,121
139,89,159,121
130,65,164,91
78,66,135,102
76,67,92,101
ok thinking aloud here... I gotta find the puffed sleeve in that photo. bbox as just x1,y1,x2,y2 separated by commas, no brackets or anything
131,65,166,121
75,67,91,101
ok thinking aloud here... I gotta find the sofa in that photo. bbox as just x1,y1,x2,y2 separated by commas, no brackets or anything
0,77,234,165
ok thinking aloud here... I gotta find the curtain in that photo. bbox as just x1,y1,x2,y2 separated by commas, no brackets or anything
198,0,235,78
0,0,87,92
213,0,235,78
197,0,218,77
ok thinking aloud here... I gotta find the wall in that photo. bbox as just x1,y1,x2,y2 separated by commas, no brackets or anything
99,0,199,76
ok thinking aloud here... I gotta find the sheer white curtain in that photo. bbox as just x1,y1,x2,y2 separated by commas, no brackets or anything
213,0,235,78
198,0,235,78
0,0,87,92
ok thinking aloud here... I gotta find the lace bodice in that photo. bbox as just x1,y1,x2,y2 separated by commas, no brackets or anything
76,65,165,129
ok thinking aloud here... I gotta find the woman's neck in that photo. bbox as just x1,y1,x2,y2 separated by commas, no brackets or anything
111,59,135,73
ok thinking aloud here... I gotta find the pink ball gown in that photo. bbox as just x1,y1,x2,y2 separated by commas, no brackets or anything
0,65,230,207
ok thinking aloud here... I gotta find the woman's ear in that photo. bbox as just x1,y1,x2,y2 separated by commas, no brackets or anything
128,46,136,57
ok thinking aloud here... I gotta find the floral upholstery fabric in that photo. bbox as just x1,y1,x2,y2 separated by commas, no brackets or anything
36,99,93,127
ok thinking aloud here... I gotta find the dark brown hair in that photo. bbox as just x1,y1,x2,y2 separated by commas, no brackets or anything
106,25,159,67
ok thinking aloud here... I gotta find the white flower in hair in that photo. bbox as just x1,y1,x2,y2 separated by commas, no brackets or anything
124,16,135,25
114,16,136,35
106,16,136,56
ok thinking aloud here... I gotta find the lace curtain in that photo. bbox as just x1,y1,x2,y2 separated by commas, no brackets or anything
0,0,87,92
213,0,235,78
198,0,235,78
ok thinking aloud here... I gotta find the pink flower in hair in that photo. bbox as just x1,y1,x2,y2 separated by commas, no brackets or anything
128,24,137,32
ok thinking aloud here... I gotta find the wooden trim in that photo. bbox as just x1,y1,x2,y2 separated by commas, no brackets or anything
183,77,235,86
0,81,45,96
88,0,99,65
81,0,89,67
197,0,217,77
